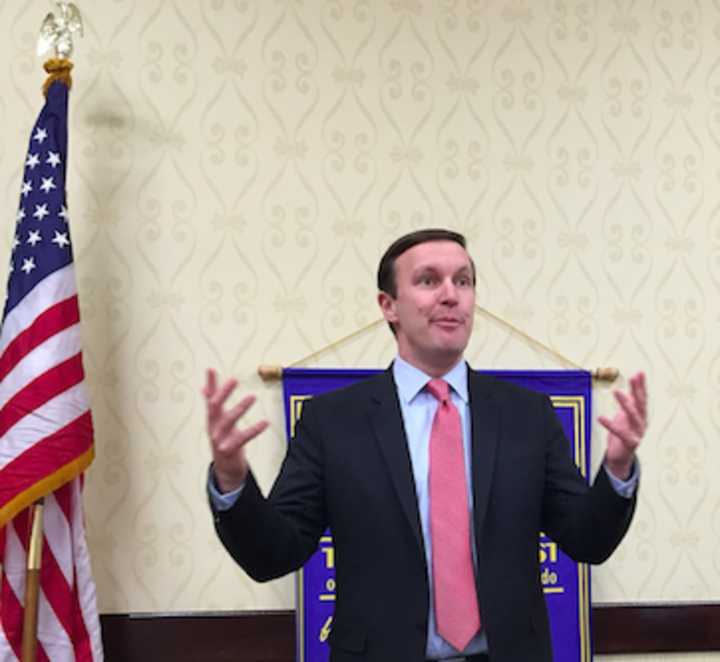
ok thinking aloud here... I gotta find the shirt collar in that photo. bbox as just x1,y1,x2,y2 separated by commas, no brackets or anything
392,355,469,405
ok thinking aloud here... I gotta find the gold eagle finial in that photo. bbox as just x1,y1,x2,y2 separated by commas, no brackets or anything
37,2,83,59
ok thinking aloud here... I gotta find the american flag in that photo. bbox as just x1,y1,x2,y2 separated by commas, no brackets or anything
0,79,103,660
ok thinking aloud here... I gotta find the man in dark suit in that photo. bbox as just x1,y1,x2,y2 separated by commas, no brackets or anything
204,229,647,662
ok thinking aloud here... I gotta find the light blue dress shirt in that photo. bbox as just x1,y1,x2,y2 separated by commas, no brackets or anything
208,357,639,659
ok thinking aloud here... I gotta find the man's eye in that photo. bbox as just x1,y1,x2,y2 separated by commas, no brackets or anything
420,276,436,286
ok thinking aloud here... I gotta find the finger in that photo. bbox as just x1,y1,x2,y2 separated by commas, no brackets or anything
598,416,638,448
202,368,217,398
215,394,257,439
233,419,270,447
208,378,239,413
637,372,648,415
217,420,269,456
613,390,644,435
206,380,239,433
630,373,647,421
631,371,647,402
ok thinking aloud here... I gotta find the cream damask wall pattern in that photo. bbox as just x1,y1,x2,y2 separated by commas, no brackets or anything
0,0,719,659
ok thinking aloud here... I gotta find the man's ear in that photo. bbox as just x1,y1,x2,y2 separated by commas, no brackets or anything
377,291,398,323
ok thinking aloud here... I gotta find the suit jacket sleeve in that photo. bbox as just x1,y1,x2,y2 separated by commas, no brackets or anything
209,398,328,582
539,394,636,564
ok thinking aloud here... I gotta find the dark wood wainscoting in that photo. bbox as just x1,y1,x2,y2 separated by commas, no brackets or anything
101,604,720,662
592,603,720,654
101,611,294,662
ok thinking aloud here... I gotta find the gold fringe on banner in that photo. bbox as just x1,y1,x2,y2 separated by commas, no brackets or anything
258,306,620,384
42,58,73,97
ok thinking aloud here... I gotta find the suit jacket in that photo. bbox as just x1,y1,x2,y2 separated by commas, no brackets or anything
211,368,636,662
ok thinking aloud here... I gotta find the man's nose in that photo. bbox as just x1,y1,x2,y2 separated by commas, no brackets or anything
438,279,458,303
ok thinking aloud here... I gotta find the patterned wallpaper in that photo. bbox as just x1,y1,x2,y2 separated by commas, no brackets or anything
0,2,719,658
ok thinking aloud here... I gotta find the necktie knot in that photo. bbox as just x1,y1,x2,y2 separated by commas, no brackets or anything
426,378,450,404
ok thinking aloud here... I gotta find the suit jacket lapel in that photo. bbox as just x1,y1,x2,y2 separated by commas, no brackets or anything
367,370,424,553
468,369,500,539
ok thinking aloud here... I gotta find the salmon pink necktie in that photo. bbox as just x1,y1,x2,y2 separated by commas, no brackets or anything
427,378,480,652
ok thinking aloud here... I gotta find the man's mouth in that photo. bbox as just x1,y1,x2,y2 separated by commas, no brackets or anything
432,318,463,329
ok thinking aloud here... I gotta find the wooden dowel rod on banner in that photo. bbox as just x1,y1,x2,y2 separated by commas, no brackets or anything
21,500,44,662
258,364,620,383
258,365,283,381
592,367,620,383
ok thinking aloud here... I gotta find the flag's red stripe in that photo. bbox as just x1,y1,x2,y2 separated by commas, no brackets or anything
0,353,84,438
64,482,93,662
71,584,94,662
47,482,94,662
41,534,91,661
37,643,51,662
70,561,93,662
0,512,48,662
0,296,79,382
53,479,73,531
1,577,52,662
0,413,93,509
11,509,31,549
1,567,24,659
2,496,92,662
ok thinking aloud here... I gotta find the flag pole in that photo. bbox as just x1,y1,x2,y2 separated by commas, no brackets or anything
21,501,44,662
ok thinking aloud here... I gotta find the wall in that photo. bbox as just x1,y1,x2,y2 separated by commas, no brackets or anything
0,1,718,659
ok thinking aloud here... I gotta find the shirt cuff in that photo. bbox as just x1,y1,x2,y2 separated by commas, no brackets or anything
207,465,245,511
604,459,640,499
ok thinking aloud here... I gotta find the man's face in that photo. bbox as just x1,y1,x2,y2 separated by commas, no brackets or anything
378,240,475,373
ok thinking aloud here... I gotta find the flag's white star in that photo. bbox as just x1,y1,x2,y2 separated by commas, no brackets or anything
33,127,48,144
40,177,56,193
22,181,33,197
12,235,20,250
52,231,70,248
33,203,49,221
27,230,42,247
59,205,69,222
26,153,40,170
16,208,26,223
46,151,61,168
20,257,36,274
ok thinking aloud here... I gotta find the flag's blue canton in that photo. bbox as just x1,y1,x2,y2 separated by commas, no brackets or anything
3,82,73,319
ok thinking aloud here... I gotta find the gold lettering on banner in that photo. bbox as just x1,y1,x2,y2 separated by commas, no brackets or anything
320,537,335,569
290,395,312,436
541,568,565,594
539,534,564,594
539,540,558,564
321,545,335,569
319,616,333,642
319,577,336,602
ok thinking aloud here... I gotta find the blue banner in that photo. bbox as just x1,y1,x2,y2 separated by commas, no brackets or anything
282,368,592,662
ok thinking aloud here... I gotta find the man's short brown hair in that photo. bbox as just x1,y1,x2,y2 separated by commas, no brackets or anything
377,228,475,298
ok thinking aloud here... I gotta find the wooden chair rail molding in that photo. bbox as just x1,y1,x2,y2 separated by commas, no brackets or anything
100,604,720,661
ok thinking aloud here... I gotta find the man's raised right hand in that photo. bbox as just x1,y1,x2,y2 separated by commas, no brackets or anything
203,368,269,493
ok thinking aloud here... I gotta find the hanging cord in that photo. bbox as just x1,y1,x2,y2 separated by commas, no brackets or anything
258,306,619,383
